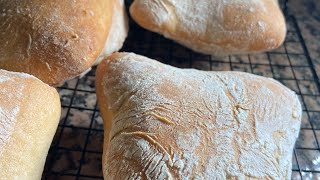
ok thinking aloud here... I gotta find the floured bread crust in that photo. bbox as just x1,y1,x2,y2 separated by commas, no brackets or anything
96,52,301,179
95,0,129,65
130,0,286,55
0,0,113,86
0,70,61,179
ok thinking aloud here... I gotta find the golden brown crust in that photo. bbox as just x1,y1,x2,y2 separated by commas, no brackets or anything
95,0,129,65
0,0,113,86
0,70,61,179
130,0,286,55
96,52,301,179
96,52,124,177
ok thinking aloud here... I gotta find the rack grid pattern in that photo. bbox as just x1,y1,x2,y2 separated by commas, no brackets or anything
43,1,320,179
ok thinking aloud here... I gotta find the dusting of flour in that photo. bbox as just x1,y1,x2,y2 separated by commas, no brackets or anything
101,53,302,179
131,0,284,54
0,70,30,155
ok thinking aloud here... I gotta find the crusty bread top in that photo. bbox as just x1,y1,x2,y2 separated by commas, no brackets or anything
0,69,61,179
0,0,113,86
0,69,59,155
97,53,301,179
130,0,286,55
0,70,34,155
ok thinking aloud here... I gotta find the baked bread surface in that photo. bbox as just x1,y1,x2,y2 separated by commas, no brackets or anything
0,70,61,179
96,53,301,179
0,0,113,86
130,0,286,55
95,0,129,65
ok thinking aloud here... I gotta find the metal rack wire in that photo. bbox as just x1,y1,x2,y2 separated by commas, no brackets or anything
42,0,320,179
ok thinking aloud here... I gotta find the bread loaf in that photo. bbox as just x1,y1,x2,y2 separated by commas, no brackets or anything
0,70,61,179
0,0,113,86
130,0,286,55
95,0,129,65
96,52,301,179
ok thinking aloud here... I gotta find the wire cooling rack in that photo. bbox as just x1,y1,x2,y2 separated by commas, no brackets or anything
42,0,320,179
